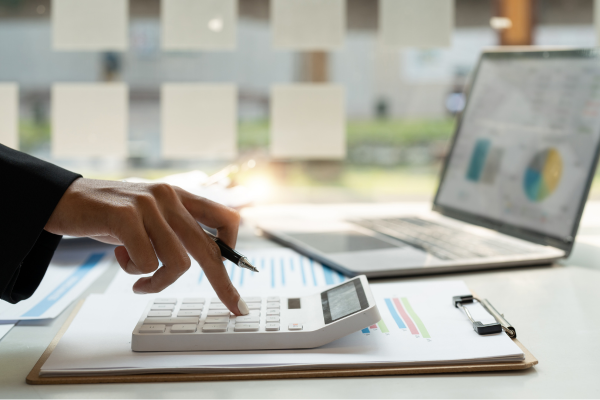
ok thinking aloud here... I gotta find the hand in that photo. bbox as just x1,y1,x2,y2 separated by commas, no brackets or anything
45,178,249,316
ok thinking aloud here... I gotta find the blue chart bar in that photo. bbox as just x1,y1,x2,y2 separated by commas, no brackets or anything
199,270,204,284
385,298,407,329
310,259,318,286
280,258,285,286
229,261,235,282
466,138,491,182
362,327,370,334
300,258,307,286
240,266,245,286
336,271,345,283
271,258,275,288
323,266,334,285
22,253,105,317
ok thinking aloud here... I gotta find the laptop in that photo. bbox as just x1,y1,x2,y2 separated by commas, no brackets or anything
257,49,600,278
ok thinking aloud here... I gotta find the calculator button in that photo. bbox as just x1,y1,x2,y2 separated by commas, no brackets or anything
235,310,260,317
207,310,231,317
235,315,260,323
244,297,262,303
180,304,204,310
182,298,205,304
144,317,199,325
148,311,172,317
288,323,303,330
154,298,177,304
266,309,280,315
267,297,280,302
151,304,175,311
265,323,280,331
266,302,280,309
177,310,202,317
205,316,230,324
209,303,228,310
171,324,197,333
266,316,280,322
202,324,228,333
234,323,259,332
247,303,262,310
139,324,166,333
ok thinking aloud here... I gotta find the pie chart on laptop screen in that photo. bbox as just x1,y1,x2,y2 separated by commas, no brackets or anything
524,148,563,202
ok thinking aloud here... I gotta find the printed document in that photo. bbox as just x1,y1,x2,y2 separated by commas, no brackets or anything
0,322,15,342
40,280,524,376
0,250,112,321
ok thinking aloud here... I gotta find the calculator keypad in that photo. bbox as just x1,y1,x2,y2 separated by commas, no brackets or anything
139,297,303,335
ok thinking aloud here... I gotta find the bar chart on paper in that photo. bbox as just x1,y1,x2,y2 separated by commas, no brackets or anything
105,248,348,295
0,251,112,321
362,296,431,339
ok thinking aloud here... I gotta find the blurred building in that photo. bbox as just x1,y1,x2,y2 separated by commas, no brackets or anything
0,0,597,162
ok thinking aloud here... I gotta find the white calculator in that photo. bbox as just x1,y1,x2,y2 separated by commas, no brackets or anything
132,275,380,351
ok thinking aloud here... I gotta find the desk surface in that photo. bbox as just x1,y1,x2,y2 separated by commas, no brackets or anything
2,203,600,399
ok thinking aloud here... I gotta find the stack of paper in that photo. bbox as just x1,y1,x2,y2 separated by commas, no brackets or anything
40,277,523,377
0,249,113,341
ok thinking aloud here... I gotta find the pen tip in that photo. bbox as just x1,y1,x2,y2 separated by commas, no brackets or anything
240,258,258,272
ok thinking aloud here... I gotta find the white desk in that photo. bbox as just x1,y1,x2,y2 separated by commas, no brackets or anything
2,203,600,398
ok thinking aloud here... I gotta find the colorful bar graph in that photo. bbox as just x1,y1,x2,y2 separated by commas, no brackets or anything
370,324,377,329
384,298,407,329
377,319,389,333
393,298,419,335
401,297,431,339
361,327,370,334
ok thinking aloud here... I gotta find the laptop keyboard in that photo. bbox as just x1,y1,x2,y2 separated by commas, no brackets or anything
353,217,532,261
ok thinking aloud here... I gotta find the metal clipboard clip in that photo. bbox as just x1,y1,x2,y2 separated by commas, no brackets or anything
453,294,517,338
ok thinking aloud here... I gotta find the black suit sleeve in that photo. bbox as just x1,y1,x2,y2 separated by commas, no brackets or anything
0,144,81,304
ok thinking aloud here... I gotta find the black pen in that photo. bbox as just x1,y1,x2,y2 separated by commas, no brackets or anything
203,229,259,273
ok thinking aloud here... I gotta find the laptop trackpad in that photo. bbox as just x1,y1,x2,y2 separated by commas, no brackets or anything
284,230,401,253
327,247,435,272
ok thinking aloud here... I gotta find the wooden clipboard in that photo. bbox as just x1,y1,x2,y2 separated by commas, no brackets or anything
26,299,538,385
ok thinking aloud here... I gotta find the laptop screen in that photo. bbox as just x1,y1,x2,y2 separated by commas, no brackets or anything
434,49,600,248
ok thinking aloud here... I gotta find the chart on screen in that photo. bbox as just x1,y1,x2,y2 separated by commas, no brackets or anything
524,148,563,202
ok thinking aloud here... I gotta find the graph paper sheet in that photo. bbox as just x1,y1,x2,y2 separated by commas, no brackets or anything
41,277,523,376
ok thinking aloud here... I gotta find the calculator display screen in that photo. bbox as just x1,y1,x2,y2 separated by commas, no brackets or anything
321,279,369,324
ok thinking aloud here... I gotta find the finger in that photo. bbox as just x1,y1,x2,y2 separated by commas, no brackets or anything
113,219,158,275
166,204,247,316
132,207,191,294
89,235,122,245
176,189,241,248
114,246,143,276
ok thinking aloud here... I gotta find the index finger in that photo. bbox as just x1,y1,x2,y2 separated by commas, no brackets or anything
176,188,241,248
